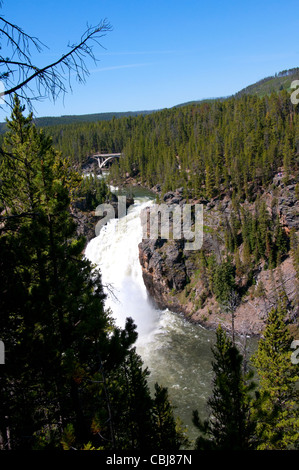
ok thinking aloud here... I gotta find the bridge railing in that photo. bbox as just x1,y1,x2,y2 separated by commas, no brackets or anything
91,153,122,169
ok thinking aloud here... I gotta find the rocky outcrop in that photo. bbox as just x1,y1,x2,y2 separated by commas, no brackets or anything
276,182,299,231
139,238,189,312
81,156,100,175
72,195,134,246
71,205,99,244
138,180,299,337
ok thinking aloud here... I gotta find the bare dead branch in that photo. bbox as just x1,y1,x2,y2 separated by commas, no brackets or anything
102,282,120,303
0,16,44,63
0,14,112,110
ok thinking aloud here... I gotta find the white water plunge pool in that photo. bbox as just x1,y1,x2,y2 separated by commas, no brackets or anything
84,193,216,444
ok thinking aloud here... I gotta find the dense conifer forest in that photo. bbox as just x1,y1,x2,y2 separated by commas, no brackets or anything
3,0,297,454
1,75,298,450
40,84,299,450
44,88,299,292
47,90,299,198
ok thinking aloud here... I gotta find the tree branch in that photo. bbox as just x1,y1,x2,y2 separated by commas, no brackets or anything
0,15,112,108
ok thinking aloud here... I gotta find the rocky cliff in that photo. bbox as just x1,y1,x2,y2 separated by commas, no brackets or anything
138,179,299,337
72,194,134,246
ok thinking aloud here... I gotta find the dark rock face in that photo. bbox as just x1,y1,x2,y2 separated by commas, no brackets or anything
71,206,99,244
72,197,134,246
139,232,181,308
277,185,299,230
138,178,299,336
138,193,220,314
139,238,187,312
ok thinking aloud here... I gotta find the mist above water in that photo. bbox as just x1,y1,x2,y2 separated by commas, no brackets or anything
85,195,216,444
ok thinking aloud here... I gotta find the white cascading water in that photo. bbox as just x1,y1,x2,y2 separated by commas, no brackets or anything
84,194,216,442
85,197,160,342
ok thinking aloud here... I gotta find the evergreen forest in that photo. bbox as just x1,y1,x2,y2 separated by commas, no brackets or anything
0,79,299,451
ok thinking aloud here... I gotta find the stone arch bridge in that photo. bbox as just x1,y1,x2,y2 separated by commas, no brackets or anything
91,152,122,170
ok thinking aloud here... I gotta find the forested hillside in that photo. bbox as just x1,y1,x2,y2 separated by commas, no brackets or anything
1,78,298,450
0,98,189,450
0,110,154,134
41,86,299,339
47,89,299,201
235,67,299,98
40,85,299,450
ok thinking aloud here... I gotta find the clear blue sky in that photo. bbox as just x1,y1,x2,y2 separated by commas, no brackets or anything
1,0,298,119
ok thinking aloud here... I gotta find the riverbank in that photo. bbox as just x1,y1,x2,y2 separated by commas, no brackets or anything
107,174,299,338
139,237,297,337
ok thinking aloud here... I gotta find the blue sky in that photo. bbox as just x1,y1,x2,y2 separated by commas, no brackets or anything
0,0,298,119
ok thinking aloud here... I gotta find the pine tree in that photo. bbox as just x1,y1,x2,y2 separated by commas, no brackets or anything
213,259,236,305
152,383,189,451
234,247,243,277
0,97,186,451
205,163,214,199
192,326,257,450
0,96,109,448
251,302,299,449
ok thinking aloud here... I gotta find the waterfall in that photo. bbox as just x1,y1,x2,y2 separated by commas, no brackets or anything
85,197,160,343
84,194,215,442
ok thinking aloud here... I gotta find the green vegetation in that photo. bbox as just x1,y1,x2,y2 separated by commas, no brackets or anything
225,200,289,269
1,65,299,450
251,302,299,449
193,310,299,450
43,87,299,203
0,98,188,451
235,68,299,98
77,173,113,211
193,326,257,450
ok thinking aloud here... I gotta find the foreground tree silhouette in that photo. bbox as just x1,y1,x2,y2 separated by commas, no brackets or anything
0,98,187,450
192,326,257,450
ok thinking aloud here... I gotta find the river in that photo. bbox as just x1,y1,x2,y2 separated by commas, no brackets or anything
84,186,219,445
